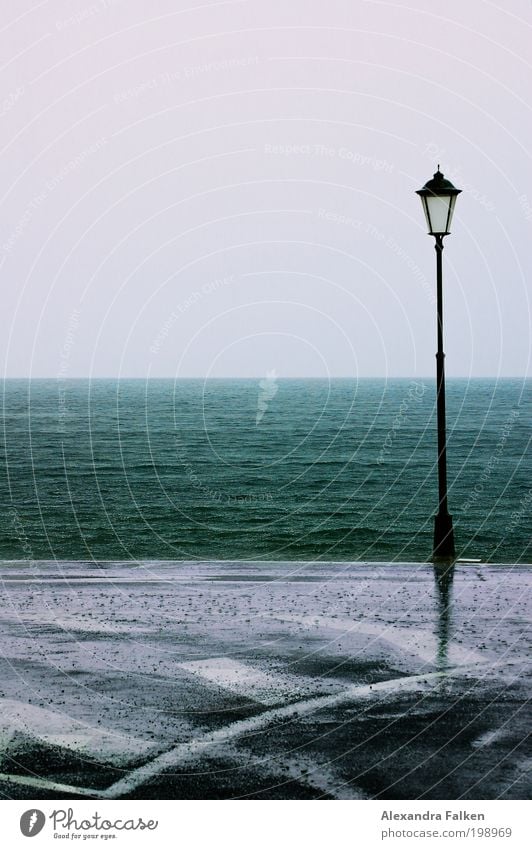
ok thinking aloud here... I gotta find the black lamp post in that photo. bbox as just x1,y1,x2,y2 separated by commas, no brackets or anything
416,167,461,561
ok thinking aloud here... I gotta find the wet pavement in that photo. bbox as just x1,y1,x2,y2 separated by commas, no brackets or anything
0,560,530,800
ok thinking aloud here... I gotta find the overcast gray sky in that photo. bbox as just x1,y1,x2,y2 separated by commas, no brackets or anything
1,0,530,378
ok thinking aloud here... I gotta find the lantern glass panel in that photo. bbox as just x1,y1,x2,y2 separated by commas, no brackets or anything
424,194,453,235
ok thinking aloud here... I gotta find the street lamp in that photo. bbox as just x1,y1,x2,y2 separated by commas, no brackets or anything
416,167,461,561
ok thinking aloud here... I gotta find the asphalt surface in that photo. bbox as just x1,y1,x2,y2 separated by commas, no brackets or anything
0,560,530,800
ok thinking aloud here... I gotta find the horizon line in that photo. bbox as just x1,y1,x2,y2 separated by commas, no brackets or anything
1,375,530,381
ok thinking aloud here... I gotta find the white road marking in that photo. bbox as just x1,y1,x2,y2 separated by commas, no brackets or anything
243,751,367,800
263,613,486,666
0,699,155,765
196,739,367,799
472,726,516,749
101,666,478,799
0,771,99,797
178,657,339,705
0,751,366,801
0,662,503,800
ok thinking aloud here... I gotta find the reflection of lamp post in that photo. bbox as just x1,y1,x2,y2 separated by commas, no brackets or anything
434,563,454,669
417,168,461,561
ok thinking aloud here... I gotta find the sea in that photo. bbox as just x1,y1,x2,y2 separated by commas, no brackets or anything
1,378,530,563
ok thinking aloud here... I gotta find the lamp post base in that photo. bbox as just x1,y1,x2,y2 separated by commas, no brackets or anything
433,513,455,561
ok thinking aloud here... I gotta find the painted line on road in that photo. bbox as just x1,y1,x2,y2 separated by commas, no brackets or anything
472,725,519,749
262,612,486,666
101,665,487,799
178,657,340,705
0,698,155,766
240,750,368,800
0,771,100,798
0,661,506,801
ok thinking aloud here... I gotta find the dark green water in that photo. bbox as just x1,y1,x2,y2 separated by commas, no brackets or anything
1,379,530,562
